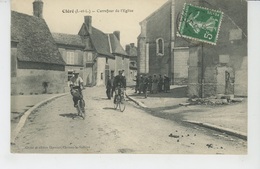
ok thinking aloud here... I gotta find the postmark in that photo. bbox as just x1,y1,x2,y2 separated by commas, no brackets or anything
177,3,223,45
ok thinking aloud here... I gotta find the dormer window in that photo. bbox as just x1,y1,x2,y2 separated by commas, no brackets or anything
156,38,164,56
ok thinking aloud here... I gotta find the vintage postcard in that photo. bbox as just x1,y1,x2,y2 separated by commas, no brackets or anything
10,0,248,155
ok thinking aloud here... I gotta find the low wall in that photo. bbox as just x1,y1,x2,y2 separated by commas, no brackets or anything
11,69,66,95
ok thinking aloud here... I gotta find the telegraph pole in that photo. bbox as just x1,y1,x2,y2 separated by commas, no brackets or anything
201,43,204,98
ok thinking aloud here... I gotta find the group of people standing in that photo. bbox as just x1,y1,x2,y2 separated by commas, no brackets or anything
134,74,170,96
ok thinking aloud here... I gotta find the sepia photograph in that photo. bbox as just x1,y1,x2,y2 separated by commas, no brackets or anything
2,0,260,168
9,0,249,155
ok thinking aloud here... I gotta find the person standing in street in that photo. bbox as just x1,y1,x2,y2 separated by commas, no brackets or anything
164,74,170,93
106,75,112,99
133,75,139,93
158,74,163,92
143,75,149,98
138,75,144,94
148,75,152,93
151,74,158,94
111,75,115,97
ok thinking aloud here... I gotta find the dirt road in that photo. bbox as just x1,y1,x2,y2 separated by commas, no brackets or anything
11,87,246,154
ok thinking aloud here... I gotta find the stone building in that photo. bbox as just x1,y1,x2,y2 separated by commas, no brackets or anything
138,0,247,97
11,0,66,95
53,16,129,87
125,43,138,83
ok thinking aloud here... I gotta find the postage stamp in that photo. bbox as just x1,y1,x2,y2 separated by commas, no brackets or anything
177,3,223,45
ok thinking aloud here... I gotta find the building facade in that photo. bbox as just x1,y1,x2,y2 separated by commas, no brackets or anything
126,43,138,84
53,16,129,87
11,1,66,95
138,0,247,97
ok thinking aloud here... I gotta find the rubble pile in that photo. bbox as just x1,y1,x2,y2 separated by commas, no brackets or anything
183,94,244,106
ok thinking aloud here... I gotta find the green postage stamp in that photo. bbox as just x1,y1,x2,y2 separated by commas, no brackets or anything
178,3,223,45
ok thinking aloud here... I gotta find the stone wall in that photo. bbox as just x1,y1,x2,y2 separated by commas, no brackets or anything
137,37,147,74
234,57,247,96
187,46,201,97
11,69,66,95
11,46,17,77
173,48,189,85
96,57,106,86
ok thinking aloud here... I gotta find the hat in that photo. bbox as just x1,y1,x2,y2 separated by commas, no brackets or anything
73,70,79,74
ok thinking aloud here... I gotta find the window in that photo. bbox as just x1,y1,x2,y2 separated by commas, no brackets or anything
66,51,74,64
87,52,92,62
122,56,125,65
101,73,103,80
106,57,108,64
156,38,164,56
74,52,78,64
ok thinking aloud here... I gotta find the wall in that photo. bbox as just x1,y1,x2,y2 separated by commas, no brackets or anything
123,57,130,83
11,69,66,95
84,67,93,86
186,0,247,97
108,57,115,72
137,36,147,74
173,48,189,84
83,51,95,86
11,45,17,77
187,46,201,97
146,2,172,76
129,69,137,84
96,57,106,86
115,55,123,74
58,48,84,66
234,57,247,96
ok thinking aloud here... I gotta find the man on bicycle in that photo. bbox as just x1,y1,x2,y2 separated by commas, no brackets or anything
113,70,126,104
70,70,84,107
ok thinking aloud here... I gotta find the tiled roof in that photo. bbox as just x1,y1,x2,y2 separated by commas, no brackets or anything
52,33,85,48
11,11,65,65
89,27,114,58
109,34,127,56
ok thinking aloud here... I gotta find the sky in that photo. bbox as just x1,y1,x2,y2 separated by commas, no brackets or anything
11,0,168,48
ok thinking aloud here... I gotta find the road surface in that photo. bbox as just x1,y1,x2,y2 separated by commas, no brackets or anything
11,87,247,154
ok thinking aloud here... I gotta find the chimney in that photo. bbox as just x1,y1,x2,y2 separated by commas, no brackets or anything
33,0,43,18
125,45,130,55
130,43,135,48
113,31,120,41
84,16,92,34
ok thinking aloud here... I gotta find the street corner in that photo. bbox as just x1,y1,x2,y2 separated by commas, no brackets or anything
126,94,147,108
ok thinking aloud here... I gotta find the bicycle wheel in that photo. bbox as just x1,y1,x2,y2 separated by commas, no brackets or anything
77,99,85,119
77,100,81,116
119,96,126,112
80,99,86,119
114,96,119,110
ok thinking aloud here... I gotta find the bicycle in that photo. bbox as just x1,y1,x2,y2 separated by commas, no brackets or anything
114,88,126,112
71,88,86,119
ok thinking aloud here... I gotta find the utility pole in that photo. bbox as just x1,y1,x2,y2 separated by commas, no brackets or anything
201,43,204,98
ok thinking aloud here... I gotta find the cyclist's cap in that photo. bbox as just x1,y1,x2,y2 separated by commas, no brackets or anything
73,70,79,74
